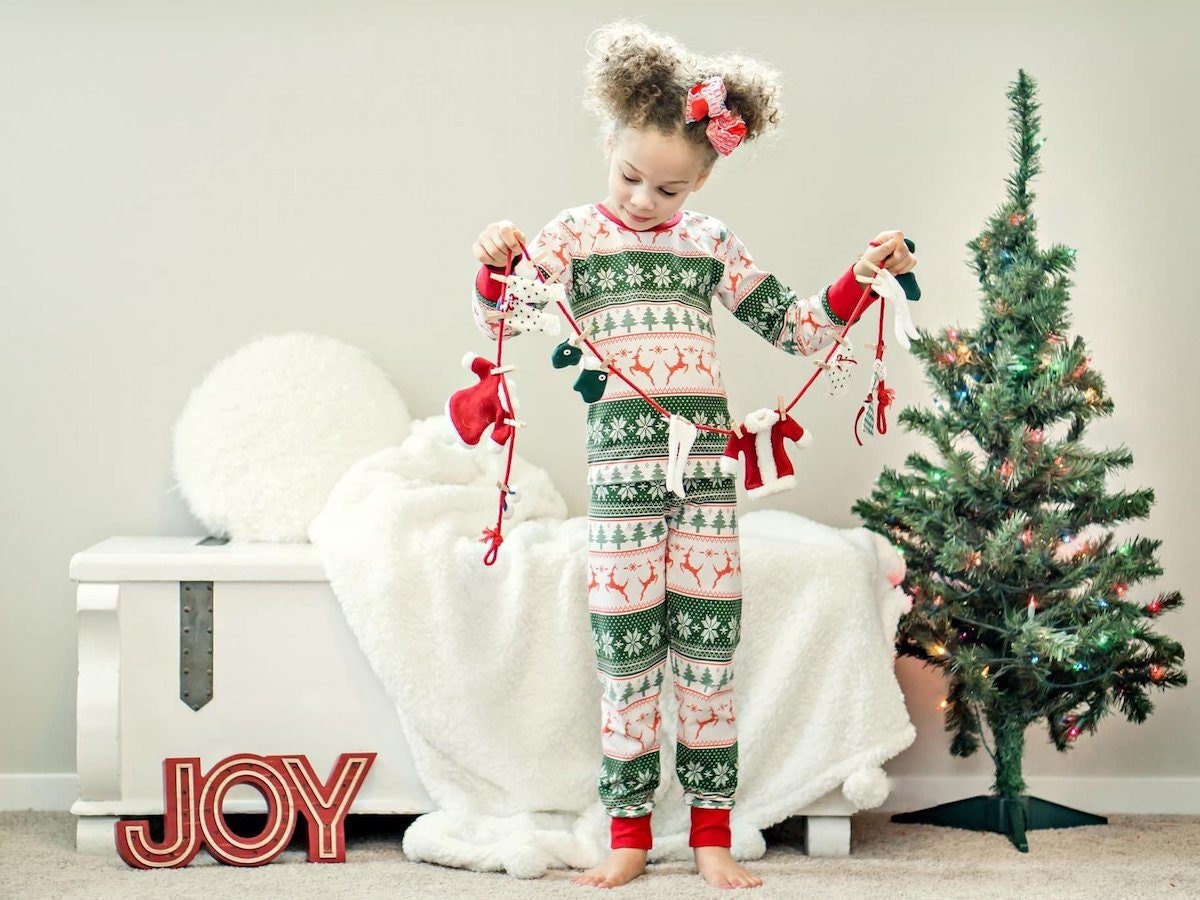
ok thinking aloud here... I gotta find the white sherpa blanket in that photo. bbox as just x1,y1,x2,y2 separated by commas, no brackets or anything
309,415,915,878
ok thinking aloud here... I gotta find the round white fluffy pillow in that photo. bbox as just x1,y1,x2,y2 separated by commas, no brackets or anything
173,333,411,542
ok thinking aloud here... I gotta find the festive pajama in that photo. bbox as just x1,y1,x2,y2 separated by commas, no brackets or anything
587,477,742,832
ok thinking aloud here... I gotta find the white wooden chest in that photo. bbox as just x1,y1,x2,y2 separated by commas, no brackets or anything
68,536,432,854
69,536,853,857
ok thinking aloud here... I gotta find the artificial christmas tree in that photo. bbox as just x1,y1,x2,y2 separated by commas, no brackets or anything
853,70,1187,852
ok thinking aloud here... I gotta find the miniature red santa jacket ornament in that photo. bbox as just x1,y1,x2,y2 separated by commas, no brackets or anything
720,408,812,497
445,353,520,451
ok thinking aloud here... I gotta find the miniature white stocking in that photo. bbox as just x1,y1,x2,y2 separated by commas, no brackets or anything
666,415,698,497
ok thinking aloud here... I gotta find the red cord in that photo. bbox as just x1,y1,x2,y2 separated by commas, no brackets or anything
517,238,882,437
482,248,519,566
481,240,897,559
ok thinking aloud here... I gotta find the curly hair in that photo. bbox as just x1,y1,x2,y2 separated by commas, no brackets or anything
583,21,783,163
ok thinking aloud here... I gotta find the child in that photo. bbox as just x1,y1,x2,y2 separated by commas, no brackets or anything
469,22,915,890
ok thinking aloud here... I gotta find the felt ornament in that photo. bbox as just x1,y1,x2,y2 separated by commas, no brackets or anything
720,408,812,498
445,353,520,451
665,415,699,497
506,303,561,336
855,359,892,445
503,275,567,309
825,335,858,398
501,487,520,520
550,332,586,368
895,238,920,301
573,354,610,403
867,268,919,351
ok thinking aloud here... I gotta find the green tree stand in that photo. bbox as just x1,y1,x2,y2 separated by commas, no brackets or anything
892,795,1106,853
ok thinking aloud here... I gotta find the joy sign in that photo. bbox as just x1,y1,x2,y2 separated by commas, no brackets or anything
115,752,376,868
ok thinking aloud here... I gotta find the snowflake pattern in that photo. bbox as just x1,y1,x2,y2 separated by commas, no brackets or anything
608,416,629,443
678,269,699,289
647,622,664,648
586,419,606,445
622,629,646,657
710,763,734,788
673,611,695,640
761,294,786,317
574,269,592,295
596,631,615,658
647,481,668,500
616,483,640,501
683,760,706,785
596,268,617,290
727,616,740,644
652,263,673,288
634,412,660,440
623,263,645,287
700,615,722,644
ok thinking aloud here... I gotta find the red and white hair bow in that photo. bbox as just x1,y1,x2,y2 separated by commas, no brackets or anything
685,76,747,156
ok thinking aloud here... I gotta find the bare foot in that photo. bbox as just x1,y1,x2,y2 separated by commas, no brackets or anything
694,846,763,889
572,847,649,888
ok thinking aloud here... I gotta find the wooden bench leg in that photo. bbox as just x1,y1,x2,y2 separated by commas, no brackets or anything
76,815,118,855
804,815,850,856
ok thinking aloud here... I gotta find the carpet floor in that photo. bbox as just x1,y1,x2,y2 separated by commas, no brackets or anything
2,811,1197,899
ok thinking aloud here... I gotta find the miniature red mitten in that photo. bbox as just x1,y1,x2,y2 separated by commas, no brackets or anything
720,408,812,497
445,353,518,451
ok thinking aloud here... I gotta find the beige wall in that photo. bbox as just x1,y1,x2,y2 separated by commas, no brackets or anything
3,0,1197,803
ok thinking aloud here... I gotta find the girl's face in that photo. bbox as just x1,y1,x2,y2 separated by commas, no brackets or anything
602,128,712,231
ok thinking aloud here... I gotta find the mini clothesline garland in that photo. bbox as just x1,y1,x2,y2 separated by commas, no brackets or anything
452,239,917,564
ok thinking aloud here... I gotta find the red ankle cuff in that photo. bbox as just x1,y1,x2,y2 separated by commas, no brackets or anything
610,813,653,850
689,807,731,848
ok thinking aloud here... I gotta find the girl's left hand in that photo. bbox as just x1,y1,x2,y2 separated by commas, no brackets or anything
855,230,917,278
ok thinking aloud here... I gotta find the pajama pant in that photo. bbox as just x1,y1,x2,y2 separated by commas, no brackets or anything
587,477,741,819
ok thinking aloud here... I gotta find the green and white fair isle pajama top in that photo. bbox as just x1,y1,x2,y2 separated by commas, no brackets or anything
472,201,864,818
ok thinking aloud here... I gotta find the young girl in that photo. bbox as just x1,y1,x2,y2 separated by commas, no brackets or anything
470,22,915,890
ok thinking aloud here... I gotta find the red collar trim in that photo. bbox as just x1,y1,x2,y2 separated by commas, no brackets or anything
595,202,682,233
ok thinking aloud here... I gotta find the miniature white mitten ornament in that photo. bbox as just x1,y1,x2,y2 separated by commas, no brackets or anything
504,275,566,309
507,303,561,336
826,337,858,398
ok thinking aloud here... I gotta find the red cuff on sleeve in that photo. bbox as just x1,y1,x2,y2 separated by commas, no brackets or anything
689,807,731,848
475,257,522,303
826,264,878,325
611,813,653,850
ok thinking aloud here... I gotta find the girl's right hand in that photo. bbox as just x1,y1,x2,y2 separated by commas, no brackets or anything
473,220,526,268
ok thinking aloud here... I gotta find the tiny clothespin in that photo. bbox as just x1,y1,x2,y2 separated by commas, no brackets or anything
855,257,881,285
567,330,586,347
776,395,786,420
485,309,510,322
489,272,511,285
490,364,516,376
